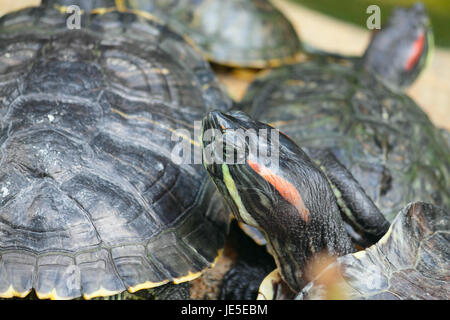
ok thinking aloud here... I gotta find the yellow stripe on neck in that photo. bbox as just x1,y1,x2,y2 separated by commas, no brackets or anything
222,164,259,228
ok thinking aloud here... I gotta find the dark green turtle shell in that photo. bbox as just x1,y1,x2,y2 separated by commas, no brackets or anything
0,6,231,299
297,202,449,299
242,61,450,222
116,0,302,68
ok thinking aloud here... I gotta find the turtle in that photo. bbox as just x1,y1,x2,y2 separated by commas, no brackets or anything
114,0,303,69
0,4,232,300
200,110,449,300
240,3,449,225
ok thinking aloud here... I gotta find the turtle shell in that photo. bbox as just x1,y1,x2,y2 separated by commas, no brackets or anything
0,7,231,299
242,61,450,222
297,202,450,299
116,0,302,68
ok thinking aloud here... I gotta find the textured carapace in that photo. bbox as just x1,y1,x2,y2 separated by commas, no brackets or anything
297,202,450,300
113,0,302,68
0,6,231,299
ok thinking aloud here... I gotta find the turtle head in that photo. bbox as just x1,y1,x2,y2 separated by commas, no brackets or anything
362,3,434,90
201,110,318,228
201,111,353,291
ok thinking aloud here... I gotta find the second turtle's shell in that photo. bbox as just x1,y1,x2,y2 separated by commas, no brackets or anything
117,0,302,68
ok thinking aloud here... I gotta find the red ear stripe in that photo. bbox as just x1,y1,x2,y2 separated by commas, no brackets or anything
247,160,311,223
404,32,425,71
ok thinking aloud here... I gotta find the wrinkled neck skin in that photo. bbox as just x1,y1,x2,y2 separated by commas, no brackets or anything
257,189,355,293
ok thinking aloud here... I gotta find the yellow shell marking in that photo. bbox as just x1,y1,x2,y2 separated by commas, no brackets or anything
0,249,223,299
173,271,202,284
36,288,72,301
83,287,124,300
0,285,31,299
128,249,223,293
128,280,170,294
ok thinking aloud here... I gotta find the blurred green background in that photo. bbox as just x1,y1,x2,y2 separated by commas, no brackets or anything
289,0,450,47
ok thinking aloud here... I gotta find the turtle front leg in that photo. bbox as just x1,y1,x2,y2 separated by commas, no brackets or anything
307,148,390,245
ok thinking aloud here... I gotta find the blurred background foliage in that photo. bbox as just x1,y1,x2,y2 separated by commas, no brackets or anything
289,0,450,47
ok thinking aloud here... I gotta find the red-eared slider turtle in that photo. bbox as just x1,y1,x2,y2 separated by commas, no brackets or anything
241,3,449,224
43,0,302,69
0,5,231,300
201,111,449,300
